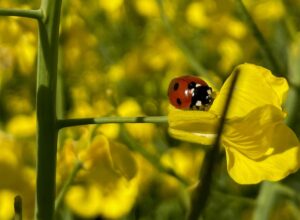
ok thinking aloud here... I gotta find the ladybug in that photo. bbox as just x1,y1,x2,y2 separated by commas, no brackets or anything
168,75,214,110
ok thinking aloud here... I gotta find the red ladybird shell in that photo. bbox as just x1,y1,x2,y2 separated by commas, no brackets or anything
168,75,208,109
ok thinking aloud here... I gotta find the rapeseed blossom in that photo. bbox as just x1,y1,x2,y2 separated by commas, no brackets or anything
168,63,300,184
0,131,35,220
59,134,139,218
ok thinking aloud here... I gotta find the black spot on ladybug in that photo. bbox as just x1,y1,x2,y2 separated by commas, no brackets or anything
188,81,196,89
176,98,182,105
173,82,179,91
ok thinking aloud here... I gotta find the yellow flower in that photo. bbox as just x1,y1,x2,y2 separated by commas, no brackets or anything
253,0,285,21
218,38,242,72
185,2,209,28
0,190,15,220
99,0,123,13
6,113,36,138
65,179,139,219
60,134,139,218
78,135,138,183
0,132,36,220
15,32,37,75
134,0,159,17
161,145,205,184
117,98,155,141
168,63,300,184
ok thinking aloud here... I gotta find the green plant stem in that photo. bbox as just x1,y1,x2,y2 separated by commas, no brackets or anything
235,0,282,74
14,195,22,220
0,8,42,19
253,181,300,220
286,36,300,130
57,116,168,129
35,0,62,219
187,69,240,220
55,161,83,212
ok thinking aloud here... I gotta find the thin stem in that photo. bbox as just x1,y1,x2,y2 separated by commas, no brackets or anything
57,116,168,129
253,182,295,220
14,196,22,220
285,37,300,130
55,161,83,212
235,0,282,74
187,68,240,220
0,8,42,20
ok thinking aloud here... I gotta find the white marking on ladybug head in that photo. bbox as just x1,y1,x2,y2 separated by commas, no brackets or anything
196,83,202,87
190,88,195,94
207,89,212,95
196,100,202,106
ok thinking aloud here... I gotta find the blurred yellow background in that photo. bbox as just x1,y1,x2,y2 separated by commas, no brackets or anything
1,0,300,219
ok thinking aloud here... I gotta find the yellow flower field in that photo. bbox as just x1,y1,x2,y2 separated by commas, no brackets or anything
1,0,300,220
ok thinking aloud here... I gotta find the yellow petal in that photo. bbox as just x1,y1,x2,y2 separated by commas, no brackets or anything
80,135,137,186
226,144,299,184
65,184,102,217
224,106,300,184
80,135,121,187
110,142,138,180
161,147,205,183
96,178,138,218
223,105,285,160
66,180,138,219
0,190,15,220
6,114,36,138
210,63,289,118
79,135,112,170
185,2,208,28
168,105,218,145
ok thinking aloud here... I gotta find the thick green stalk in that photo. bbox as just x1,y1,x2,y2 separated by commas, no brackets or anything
35,0,62,219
